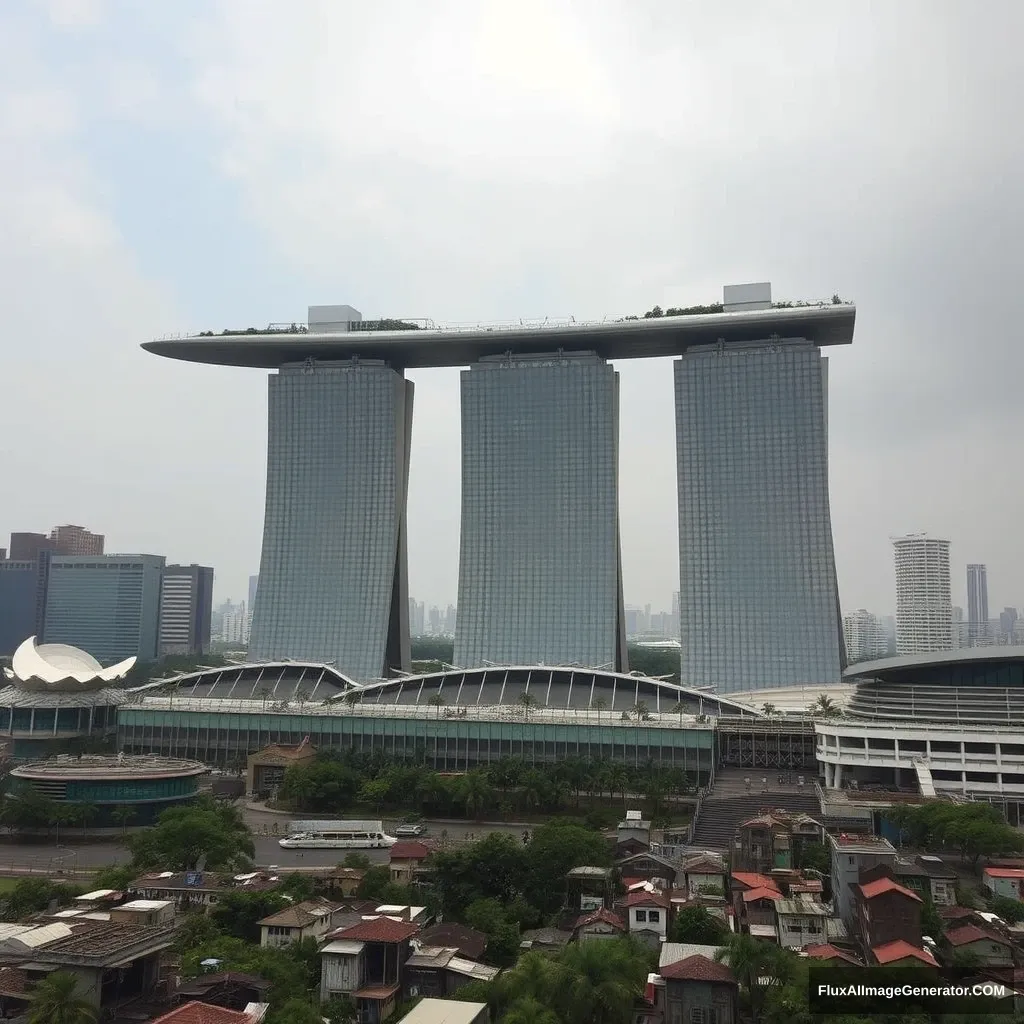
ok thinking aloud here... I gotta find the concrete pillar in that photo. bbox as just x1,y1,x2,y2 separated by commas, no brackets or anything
834,763,843,789
961,771,967,795
894,766,901,787
824,763,834,787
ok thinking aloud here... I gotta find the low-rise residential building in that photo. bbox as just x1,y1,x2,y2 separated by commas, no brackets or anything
774,896,830,949
389,842,434,886
681,854,727,897
403,946,499,999
151,1002,268,1024
803,943,863,967
418,923,487,961
731,873,783,935
259,899,345,948
892,855,957,906
129,871,281,909
622,891,669,946
733,812,823,874
319,916,421,1021
616,810,651,855
943,923,1016,968
660,954,738,1024
0,919,175,1011
395,998,489,1024
617,851,680,890
871,939,939,969
855,877,923,953
984,866,1024,901
573,908,626,942
828,834,898,929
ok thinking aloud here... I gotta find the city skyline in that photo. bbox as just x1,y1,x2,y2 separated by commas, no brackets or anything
2,4,1022,636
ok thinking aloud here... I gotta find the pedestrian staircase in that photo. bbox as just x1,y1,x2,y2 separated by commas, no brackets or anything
689,767,822,852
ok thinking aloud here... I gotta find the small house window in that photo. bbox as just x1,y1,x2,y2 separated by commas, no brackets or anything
648,910,661,924
635,910,647,922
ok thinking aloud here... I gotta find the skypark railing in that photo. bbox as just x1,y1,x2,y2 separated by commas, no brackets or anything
154,299,854,343
126,694,713,729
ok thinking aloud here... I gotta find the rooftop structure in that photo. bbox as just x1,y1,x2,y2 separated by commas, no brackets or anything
9,755,205,824
395,998,488,1024
144,302,855,369
4,635,136,689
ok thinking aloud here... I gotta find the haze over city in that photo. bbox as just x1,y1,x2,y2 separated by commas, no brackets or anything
2,0,1022,617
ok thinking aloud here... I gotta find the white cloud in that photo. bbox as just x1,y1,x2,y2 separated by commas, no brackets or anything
40,0,105,29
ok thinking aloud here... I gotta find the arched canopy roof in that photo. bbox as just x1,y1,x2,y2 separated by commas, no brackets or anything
131,662,761,717
358,665,761,717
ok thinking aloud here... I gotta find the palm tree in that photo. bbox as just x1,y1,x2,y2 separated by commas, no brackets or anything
49,804,76,845
77,803,99,836
713,934,787,1020
631,701,651,722
112,806,137,836
27,971,97,1024
258,686,272,711
557,938,648,1024
460,771,494,819
670,700,687,724
607,763,629,811
295,688,311,709
761,702,782,718
590,695,608,724
810,694,841,719
342,690,361,709
427,693,446,718
517,692,540,719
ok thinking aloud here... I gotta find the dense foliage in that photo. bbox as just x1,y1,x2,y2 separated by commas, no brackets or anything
279,751,693,825
126,797,254,871
27,971,97,1024
884,802,1024,866
0,877,83,919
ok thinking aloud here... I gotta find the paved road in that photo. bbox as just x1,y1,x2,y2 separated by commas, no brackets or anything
0,819,526,875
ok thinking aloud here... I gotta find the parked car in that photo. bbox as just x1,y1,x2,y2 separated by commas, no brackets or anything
394,823,426,837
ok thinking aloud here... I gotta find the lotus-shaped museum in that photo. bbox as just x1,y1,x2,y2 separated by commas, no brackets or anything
4,636,136,691
0,637,133,757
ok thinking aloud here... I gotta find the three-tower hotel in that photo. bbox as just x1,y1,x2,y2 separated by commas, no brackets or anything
144,283,855,694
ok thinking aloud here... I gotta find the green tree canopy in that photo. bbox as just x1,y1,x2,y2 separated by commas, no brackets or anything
209,890,290,943
126,798,254,871
668,904,729,945
27,971,97,1024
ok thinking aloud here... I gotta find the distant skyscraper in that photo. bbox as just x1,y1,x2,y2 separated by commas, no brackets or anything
248,574,259,617
454,352,627,671
443,604,457,635
158,564,214,656
248,359,414,680
951,605,968,648
218,601,249,644
893,535,952,655
966,564,989,646
408,598,426,637
49,525,104,556
8,533,53,561
0,559,47,656
43,554,164,663
842,609,889,663
676,285,844,692
1000,607,1018,643
671,591,680,640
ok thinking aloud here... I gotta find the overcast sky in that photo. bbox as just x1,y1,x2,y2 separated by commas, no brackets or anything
2,0,1022,619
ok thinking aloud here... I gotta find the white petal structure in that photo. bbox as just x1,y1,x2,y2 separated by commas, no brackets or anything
3,636,136,691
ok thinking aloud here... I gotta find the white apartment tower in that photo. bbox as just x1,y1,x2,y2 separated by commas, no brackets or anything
842,609,889,663
893,535,953,655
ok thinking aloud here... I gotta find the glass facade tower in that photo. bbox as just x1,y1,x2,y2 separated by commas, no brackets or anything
675,341,844,692
248,361,413,680
454,352,628,671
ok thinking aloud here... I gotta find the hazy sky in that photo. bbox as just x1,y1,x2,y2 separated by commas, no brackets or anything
3,0,1022,618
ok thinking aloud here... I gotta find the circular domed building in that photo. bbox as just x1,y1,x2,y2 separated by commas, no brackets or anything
0,636,135,758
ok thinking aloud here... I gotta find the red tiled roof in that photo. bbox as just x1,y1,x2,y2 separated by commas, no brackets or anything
984,867,1024,879
335,916,420,943
150,1002,252,1024
661,955,735,984
872,940,939,967
858,877,922,903
940,906,981,920
621,877,645,888
575,908,626,932
731,872,780,893
741,886,782,903
946,924,1009,948
389,841,432,861
803,944,862,966
623,890,669,908
419,922,488,960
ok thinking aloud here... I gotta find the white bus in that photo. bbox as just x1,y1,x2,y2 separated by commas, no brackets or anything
278,819,397,850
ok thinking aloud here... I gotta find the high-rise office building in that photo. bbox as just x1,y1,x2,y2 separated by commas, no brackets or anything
1000,607,1018,643
454,352,627,671
43,554,165,663
158,564,214,656
248,356,414,680
675,284,844,692
408,598,425,637
217,601,249,645
893,535,952,654
0,560,47,656
966,564,989,646
842,609,889,663
8,533,53,561
50,524,104,556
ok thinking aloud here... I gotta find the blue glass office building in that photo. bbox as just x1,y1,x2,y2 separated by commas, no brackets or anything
454,353,627,671
42,555,164,663
248,361,414,680
675,341,844,691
